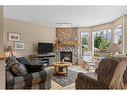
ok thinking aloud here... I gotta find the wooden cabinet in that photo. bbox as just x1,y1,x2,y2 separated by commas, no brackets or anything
29,54,55,67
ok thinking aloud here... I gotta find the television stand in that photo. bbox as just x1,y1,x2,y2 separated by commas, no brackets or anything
29,53,55,67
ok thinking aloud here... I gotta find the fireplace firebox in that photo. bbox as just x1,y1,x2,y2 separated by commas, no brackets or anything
60,52,72,62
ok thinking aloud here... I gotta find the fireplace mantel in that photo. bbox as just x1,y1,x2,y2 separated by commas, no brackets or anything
54,43,79,47
54,41,80,47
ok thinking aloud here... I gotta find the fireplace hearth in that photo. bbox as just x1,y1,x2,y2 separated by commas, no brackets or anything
60,52,72,62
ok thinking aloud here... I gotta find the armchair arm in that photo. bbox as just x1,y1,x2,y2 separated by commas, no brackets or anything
75,72,108,89
6,69,52,89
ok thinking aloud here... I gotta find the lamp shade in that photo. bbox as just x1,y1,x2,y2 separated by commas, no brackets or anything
107,43,121,54
6,46,13,52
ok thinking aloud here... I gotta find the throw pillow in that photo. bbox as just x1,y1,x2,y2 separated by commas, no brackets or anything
25,64,43,73
6,56,19,70
16,57,30,65
11,62,28,76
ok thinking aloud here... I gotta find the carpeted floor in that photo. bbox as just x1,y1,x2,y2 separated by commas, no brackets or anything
52,69,78,87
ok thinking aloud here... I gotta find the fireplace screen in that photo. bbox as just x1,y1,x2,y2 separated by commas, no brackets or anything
60,52,72,62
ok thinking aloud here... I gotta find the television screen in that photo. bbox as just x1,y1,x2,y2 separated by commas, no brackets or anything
38,42,53,53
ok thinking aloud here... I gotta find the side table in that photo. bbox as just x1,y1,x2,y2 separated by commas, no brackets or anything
53,62,70,77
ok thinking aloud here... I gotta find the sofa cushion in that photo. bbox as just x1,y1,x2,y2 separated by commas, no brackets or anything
16,57,30,65
25,64,43,73
6,57,18,69
11,62,28,76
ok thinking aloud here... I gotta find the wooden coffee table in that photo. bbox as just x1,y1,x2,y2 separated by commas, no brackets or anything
53,62,70,77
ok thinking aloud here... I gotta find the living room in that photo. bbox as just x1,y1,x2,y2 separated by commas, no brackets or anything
0,6,127,90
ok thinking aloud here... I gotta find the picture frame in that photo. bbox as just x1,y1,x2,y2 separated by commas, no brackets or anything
8,32,20,41
14,42,25,50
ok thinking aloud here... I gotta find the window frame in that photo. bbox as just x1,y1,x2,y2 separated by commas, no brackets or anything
80,32,90,57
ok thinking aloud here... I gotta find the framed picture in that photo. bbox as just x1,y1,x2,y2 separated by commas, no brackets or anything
14,42,25,50
8,32,20,41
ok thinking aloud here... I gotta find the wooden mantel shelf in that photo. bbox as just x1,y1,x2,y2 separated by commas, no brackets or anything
54,42,80,47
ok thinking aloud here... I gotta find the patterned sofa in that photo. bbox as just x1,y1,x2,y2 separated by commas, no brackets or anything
75,57,127,89
6,57,52,89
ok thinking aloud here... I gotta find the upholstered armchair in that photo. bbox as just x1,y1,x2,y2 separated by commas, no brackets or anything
75,57,127,89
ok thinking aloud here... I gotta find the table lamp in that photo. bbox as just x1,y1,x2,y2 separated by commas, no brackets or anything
6,46,14,57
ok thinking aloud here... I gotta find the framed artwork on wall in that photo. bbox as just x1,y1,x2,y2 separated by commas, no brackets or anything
8,32,20,41
14,42,25,50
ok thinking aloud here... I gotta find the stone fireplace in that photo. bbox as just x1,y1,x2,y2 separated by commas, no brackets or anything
60,51,72,62
54,28,79,64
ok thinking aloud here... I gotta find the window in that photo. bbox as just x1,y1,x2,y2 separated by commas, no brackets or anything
81,32,90,56
93,29,112,57
114,25,123,53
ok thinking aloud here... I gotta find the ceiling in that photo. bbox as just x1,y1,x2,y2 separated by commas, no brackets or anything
4,6,127,27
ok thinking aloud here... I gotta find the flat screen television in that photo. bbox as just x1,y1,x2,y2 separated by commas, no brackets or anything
38,42,53,54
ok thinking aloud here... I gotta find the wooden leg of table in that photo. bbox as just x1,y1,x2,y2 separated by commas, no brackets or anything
88,66,90,71
54,66,56,75
65,67,68,77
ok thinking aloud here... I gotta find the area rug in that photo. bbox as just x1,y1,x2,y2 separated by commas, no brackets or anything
52,69,78,87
